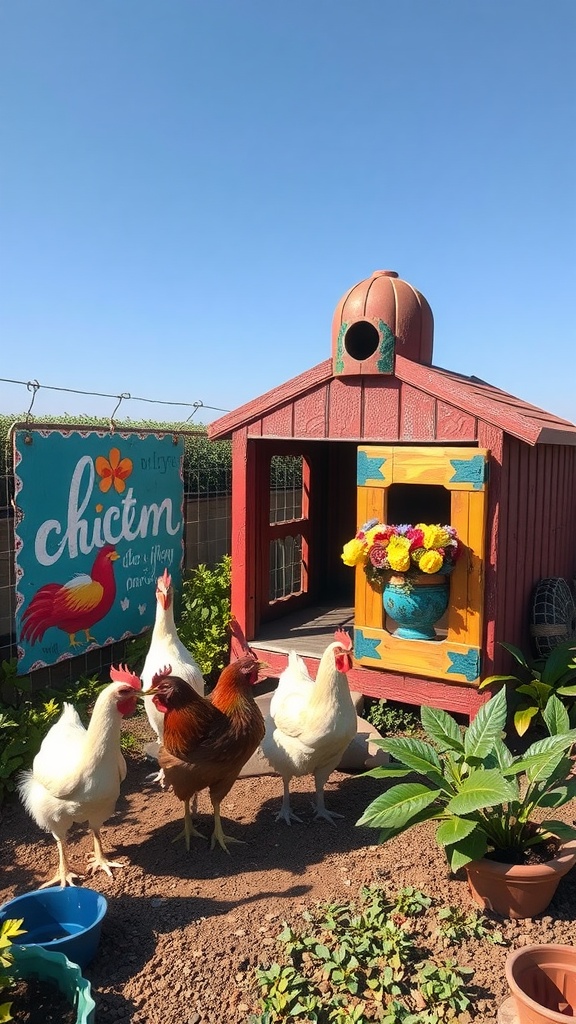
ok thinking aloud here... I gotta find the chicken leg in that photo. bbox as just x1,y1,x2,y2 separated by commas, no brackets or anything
210,798,243,852
85,829,124,877
40,835,80,889
313,764,344,825
275,777,303,825
174,797,207,851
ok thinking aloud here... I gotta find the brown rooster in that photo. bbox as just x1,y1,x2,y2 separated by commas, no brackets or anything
145,655,266,852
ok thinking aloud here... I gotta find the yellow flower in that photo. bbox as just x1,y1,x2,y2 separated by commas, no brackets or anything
364,525,387,548
341,538,366,566
418,524,451,550
387,535,411,572
420,549,443,574
95,447,133,494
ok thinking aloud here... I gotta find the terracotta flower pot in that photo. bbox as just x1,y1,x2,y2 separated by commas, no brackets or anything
505,944,576,1024
465,839,576,919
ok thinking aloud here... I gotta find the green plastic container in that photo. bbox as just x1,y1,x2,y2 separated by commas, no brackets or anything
10,943,96,1023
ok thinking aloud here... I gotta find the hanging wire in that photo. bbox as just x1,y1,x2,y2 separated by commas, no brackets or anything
110,392,131,432
0,377,229,416
25,380,40,424
185,401,205,422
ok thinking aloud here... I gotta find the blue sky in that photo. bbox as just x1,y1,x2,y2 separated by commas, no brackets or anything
1,1,575,424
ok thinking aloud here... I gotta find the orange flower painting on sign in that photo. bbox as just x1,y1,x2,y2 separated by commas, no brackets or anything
95,447,133,493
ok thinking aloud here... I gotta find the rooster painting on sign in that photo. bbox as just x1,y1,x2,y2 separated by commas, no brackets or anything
20,545,120,648
260,630,357,825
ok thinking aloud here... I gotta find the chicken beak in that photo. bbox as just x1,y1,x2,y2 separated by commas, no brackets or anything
109,550,120,561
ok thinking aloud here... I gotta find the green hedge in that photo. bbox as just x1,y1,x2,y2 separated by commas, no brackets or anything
0,413,232,494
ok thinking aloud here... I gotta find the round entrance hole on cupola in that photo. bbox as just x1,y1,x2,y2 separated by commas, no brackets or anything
343,320,381,361
331,269,434,377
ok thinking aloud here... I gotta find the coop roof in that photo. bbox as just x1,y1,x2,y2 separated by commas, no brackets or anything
208,356,576,447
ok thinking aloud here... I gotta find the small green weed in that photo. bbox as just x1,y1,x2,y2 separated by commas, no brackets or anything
248,887,477,1023
435,906,505,948
414,960,474,1018
366,700,420,737
390,887,432,918
120,731,139,752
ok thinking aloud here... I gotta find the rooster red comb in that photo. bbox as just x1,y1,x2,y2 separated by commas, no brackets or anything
151,665,172,688
109,664,141,690
334,629,352,650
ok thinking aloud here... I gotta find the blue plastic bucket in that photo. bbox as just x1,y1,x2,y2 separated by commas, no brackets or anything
0,886,107,969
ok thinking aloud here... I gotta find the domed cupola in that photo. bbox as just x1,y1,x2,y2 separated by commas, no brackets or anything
332,269,434,377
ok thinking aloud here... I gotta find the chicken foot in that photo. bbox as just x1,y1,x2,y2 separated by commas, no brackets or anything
275,778,303,825
40,836,81,889
85,829,124,877
312,767,344,825
173,797,208,851
210,798,244,853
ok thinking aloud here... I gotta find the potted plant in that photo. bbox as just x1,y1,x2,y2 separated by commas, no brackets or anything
341,519,462,640
0,917,95,1024
356,688,576,918
479,640,576,735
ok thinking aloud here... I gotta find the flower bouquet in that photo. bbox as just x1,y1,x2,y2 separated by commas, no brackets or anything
341,520,461,590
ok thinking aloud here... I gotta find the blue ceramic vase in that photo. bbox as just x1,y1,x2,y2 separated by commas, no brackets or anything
383,574,450,640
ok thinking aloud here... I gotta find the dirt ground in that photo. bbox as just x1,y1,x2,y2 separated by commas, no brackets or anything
2,712,576,1024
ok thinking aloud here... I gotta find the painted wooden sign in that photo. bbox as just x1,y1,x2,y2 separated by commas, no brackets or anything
14,428,184,674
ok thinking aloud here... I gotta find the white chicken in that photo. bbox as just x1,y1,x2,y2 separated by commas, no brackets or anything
18,665,141,888
142,569,205,784
260,630,357,825
142,568,205,741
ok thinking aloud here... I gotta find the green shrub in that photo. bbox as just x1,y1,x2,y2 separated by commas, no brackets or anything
178,556,232,683
366,700,420,737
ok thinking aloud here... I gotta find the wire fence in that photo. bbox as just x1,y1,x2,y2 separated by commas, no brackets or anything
0,424,232,689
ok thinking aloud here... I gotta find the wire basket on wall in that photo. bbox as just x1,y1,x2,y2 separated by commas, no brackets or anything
530,577,576,658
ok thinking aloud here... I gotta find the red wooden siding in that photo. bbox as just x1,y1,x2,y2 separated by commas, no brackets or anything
492,437,576,671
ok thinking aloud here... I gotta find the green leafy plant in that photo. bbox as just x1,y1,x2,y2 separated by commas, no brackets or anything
479,641,576,735
366,700,421,737
390,887,432,918
434,906,505,948
357,688,576,871
0,918,26,1023
414,960,474,1018
177,556,232,682
249,887,475,1023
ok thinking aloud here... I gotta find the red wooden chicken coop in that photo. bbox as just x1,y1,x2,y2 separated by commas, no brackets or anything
208,269,576,719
